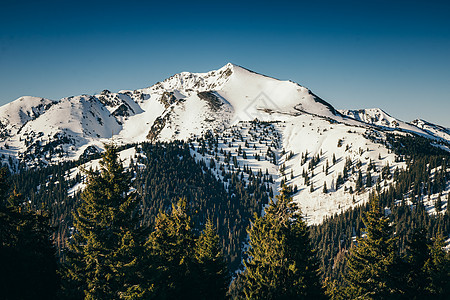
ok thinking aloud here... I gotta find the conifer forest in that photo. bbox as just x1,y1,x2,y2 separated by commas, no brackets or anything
0,133,449,299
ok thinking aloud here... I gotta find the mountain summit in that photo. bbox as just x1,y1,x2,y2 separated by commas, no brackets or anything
0,64,448,223
0,63,448,166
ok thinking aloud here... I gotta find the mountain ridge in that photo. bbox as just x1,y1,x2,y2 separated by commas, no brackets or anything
0,63,448,224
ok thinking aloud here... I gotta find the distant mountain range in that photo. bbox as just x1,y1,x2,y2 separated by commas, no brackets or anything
1,63,448,223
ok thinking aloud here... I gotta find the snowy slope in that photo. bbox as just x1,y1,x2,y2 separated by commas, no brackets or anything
411,119,450,141
0,96,57,137
339,108,449,142
2,63,446,168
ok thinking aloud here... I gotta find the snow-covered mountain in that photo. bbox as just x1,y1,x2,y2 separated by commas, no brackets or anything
1,63,448,223
339,108,450,141
410,118,450,141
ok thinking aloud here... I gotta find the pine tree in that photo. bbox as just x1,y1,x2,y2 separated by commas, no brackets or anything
65,144,145,299
240,185,324,299
435,193,442,212
401,228,450,298
355,170,363,192
323,181,328,193
147,198,197,299
403,228,431,299
195,219,230,300
423,235,450,297
366,170,372,188
343,195,403,299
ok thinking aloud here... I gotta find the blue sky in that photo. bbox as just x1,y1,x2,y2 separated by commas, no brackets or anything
1,0,449,126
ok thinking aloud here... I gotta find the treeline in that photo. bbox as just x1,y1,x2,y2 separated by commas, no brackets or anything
62,145,229,299
311,132,450,293
0,144,325,299
8,140,270,269
133,141,270,269
1,133,449,299
325,194,450,299
2,144,448,299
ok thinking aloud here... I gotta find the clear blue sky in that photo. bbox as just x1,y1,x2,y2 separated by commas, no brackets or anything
1,0,449,127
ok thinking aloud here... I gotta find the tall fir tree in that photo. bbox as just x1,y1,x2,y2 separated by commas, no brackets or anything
146,198,198,299
240,184,324,299
403,228,431,299
402,228,450,299
65,144,145,299
423,234,450,297
195,218,230,300
343,194,403,299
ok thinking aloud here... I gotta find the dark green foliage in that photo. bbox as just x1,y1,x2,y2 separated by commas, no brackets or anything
355,170,363,192
147,199,230,299
195,219,230,300
3,131,449,298
401,228,450,299
0,168,59,300
311,138,450,289
238,185,324,299
386,133,450,158
403,228,430,298
366,170,372,188
447,193,450,214
10,140,269,273
435,193,442,212
65,144,145,299
343,195,403,299
147,199,197,299
421,235,450,297
134,141,269,270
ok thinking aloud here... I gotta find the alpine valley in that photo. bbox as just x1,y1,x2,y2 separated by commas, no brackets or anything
1,63,449,281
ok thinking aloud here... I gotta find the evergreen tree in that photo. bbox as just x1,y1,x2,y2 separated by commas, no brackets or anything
355,170,363,192
435,193,442,212
240,185,324,299
403,228,431,299
65,144,145,299
423,235,450,297
0,168,59,300
366,171,372,188
401,228,450,299
147,198,198,299
195,219,230,300
447,193,450,215
343,195,403,299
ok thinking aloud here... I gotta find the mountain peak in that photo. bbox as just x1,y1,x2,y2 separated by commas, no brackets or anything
221,62,237,69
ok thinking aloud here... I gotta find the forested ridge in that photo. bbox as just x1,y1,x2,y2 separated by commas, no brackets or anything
0,133,449,299
311,133,450,297
6,140,272,271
